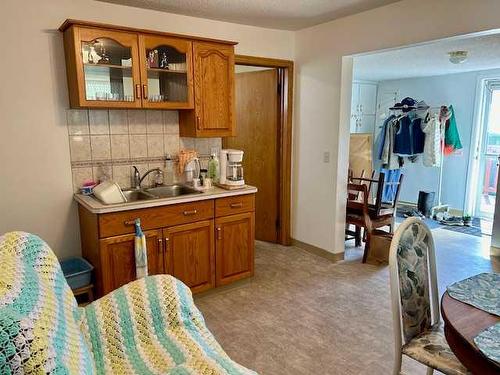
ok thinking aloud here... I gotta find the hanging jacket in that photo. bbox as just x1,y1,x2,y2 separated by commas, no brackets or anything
421,114,441,167
393,113,425,156
381,117,402,170
375,115,396,161
444,105,463,155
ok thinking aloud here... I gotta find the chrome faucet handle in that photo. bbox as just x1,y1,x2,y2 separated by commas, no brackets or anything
132,166,141,189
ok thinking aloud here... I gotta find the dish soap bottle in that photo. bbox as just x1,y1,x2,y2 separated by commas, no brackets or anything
207,152,219,182
164,154,175,185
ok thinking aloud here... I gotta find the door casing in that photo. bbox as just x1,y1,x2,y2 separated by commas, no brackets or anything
227,55,293,246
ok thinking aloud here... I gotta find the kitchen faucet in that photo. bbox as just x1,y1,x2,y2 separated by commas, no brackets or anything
132,166,163,189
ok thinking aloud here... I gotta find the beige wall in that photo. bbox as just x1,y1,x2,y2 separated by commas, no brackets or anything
0,0,294,258
293,0,500,253
3,0,500,259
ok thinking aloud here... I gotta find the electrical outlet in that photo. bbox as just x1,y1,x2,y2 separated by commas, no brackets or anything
323,151,330,163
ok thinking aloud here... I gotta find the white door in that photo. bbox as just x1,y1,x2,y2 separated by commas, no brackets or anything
375,90,399,138
358,114,376,134
475,87,500,219
359,83,378,115
350,83,360,132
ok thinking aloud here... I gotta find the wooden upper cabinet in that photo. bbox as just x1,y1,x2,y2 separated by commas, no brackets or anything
60,20,236,112
138,35,194,109
63,26,143,109
179,42,235,137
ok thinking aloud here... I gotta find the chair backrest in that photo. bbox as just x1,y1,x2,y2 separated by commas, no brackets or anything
0,232,94,374
347,183,373,231
350,170,376,197
388,218,440,349
371,172,404,216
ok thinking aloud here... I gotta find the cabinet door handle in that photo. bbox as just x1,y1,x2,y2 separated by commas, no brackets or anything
135,84,141,99
183,209,197,216
124,219,138,226
196,116,201,130
216,227,222,240
142,84,148,100
164,237,169,253
230,202,243,208
158,238,163,254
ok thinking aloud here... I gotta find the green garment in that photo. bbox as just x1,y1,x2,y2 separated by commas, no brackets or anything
444,105,463,154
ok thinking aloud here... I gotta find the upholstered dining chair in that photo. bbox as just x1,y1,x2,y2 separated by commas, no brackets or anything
0,232,256,375
388,218,469,375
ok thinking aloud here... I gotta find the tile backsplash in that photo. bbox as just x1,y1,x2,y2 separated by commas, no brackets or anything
67,109,221,192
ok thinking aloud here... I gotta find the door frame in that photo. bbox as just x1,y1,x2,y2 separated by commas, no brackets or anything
230,54,294,246
465,75,500,217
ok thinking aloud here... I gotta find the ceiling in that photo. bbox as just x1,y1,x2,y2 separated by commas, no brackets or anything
98,0,401,30
354,33,500,81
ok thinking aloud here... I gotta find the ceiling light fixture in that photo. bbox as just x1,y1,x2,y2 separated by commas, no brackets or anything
448,50,468,64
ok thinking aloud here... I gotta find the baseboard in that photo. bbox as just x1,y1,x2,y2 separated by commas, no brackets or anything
291,239,344,262
491,245,500,257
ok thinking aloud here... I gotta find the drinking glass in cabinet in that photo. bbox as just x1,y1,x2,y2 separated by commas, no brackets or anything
81,38,135,102
145,45,188,103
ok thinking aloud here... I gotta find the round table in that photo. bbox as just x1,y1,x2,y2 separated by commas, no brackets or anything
441,291,500,375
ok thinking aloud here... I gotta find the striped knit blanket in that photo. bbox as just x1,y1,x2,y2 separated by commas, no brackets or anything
0,232,256,374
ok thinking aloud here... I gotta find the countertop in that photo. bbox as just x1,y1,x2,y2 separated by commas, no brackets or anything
75,185,257,214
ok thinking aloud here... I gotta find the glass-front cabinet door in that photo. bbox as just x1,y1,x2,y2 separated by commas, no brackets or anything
75,28,142,108
138,35,194,109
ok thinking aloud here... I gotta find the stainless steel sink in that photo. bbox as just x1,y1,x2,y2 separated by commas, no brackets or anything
145,184,201,198
121,189,158,202
118,184,200,203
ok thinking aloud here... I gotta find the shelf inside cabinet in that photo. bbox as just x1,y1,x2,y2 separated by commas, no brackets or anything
147,67,187,74
83,63,132,69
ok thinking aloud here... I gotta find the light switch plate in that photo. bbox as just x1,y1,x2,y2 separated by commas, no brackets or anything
323,151,330,163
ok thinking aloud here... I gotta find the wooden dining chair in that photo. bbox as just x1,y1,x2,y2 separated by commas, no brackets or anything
346,172,404,261
346,182,377,260
346,169,370,245
389,218,469,375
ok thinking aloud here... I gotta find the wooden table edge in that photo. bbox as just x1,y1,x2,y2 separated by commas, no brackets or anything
441,291,500,375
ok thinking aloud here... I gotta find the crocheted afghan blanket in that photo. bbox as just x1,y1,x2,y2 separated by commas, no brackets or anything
0,232,256,375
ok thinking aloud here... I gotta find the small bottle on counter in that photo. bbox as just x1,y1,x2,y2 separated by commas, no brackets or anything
164,154,175,185
207,152,219,182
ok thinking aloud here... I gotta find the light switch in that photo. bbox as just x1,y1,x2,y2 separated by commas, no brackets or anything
323,151,330,163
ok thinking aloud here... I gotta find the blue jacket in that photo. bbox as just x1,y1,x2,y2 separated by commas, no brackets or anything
393,114,425,155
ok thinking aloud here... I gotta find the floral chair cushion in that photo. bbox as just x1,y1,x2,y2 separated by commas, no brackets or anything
402,323,469,375
396,221,433,343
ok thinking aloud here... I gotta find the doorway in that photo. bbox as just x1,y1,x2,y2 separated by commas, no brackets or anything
223,55,293,245
474,81,500,219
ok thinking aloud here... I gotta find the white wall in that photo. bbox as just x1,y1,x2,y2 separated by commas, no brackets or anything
0,0,294,258
293,0,500,254
493,182,500,253
375,70,500,212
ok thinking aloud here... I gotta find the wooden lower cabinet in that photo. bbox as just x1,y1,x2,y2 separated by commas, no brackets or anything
164,220,215,293
99,229,163,294
215,212,255,286
80,194,255,297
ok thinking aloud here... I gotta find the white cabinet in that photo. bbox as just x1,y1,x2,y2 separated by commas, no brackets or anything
351,82,378,134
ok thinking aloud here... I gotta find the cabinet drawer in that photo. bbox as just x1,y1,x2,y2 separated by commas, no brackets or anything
215,194,255,217
99,200,214,238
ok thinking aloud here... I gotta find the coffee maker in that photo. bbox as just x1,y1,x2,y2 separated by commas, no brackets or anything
219,149,245,187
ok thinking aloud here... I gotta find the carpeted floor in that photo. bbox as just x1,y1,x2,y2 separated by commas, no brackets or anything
194,229,499,375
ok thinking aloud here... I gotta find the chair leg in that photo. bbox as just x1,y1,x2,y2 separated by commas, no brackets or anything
355,226,362,247
426,367,434,375
362,231,370,263
393,351,402,375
